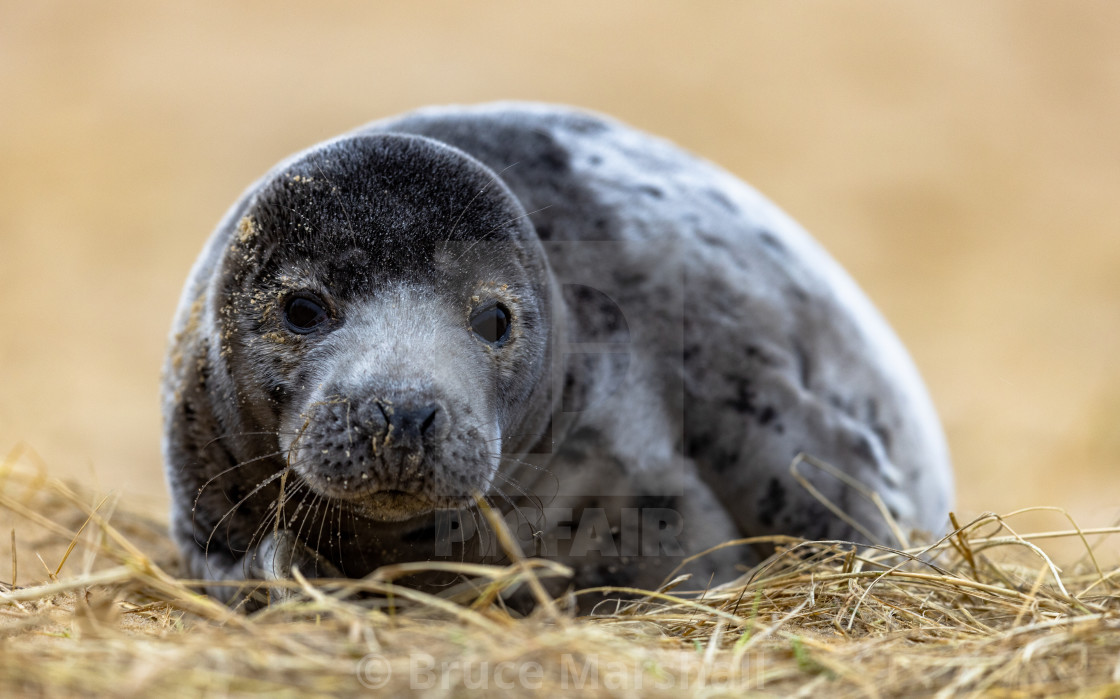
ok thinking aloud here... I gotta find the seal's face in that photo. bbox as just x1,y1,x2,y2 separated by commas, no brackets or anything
213,134,552,522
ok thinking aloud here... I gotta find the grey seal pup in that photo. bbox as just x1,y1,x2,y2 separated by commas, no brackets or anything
162,102,953,610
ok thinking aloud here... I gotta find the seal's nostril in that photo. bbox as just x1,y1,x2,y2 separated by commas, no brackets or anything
419,405,439,436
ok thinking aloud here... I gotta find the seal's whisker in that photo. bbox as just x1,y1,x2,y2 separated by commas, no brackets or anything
489,468,548,522
284,416,314,466
485,451,560,503
201,468,289,575
479,432,544,443
450,205,553,265
191,449,287,521
479,494,517,566
490,451,556,477
312,491,335,568
192,451,288,562
268,475,312,532
200,432,301,451
218,471,292,556
312,162,360,244
242,477,309,565
332,496,346,570
487,487,541,550
290,490,328,568
238,463,308,547
343,503,373,574
440,161,522,255
447,505,469,565
459,500,488,560
286,486,319,539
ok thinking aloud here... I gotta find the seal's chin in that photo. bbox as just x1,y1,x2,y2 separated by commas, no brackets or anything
350,490,436,522
304,482,438,522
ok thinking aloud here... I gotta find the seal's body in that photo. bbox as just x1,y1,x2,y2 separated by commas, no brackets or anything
162,103,952,609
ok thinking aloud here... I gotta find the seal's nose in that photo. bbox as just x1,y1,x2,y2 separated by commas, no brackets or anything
378,399,446,469
387,402,442,442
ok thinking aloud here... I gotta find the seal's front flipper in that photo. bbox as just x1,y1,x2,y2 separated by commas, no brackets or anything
184,531,342,610
251,530,342,592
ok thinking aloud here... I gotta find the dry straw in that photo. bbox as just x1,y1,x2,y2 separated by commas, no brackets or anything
1,444,1118,697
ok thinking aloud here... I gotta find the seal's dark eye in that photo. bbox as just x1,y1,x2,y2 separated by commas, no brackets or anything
284,296,329,334
470,304,511,345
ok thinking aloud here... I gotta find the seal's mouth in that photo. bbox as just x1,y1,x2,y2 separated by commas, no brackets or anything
294,469,437,521
320,484,442,522
353,489,435,522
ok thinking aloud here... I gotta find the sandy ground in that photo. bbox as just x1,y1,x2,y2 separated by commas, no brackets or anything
1,2,1117,555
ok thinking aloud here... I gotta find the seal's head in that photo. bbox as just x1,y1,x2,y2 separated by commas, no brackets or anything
211,134,553,522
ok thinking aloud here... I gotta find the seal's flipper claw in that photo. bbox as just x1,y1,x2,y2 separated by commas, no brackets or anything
253,530,342,583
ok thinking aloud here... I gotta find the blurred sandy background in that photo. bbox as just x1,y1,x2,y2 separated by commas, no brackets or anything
1,2,1117,551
